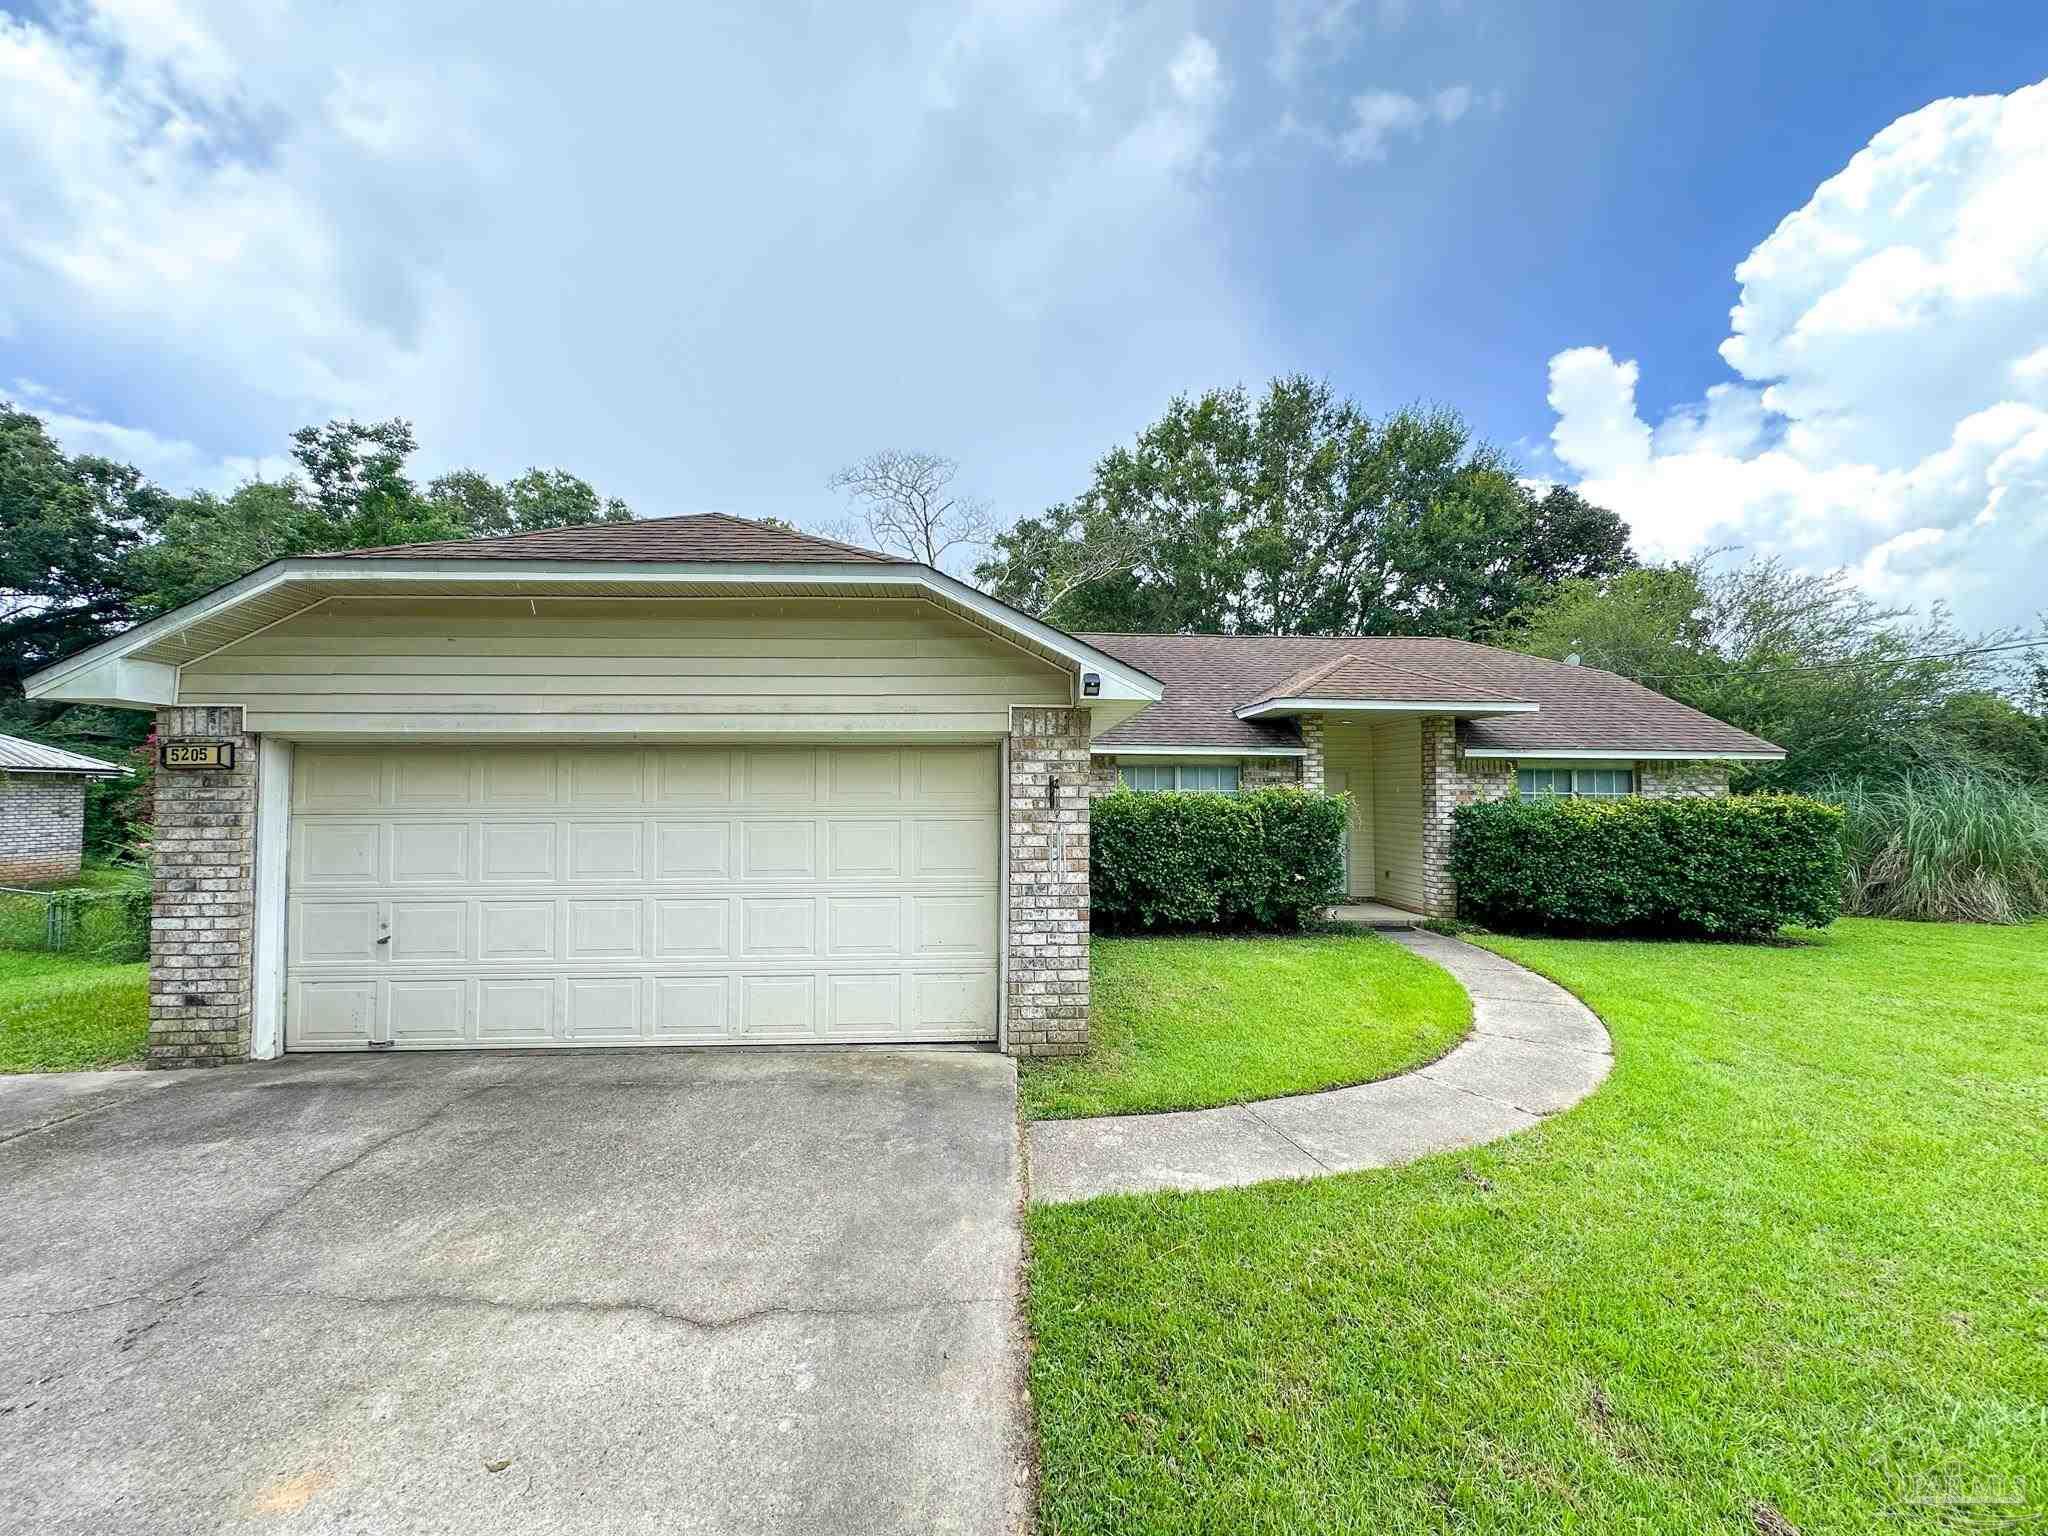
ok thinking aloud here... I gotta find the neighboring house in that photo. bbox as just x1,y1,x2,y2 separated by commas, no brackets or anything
0,735,131,885
23,514,1777,1069
1081,634,1783,915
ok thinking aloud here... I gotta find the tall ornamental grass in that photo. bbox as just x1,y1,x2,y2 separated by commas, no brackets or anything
1823,773,2048,924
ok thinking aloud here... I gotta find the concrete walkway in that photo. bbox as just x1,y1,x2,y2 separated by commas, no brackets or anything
1027,930,1610,1204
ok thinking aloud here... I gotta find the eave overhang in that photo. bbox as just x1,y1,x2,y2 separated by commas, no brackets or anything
24,558,1166,717
1460,746,1785,761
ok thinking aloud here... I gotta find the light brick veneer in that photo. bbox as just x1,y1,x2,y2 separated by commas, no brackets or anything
1239,758,1304,789
1419,717,1516,918
0,774,88,884
1298,714,1327,791
1007,707,1092,1057
149,706,258,1069
1639,760,1732,797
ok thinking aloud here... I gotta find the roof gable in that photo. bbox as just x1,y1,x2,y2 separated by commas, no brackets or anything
1240,652,1531,712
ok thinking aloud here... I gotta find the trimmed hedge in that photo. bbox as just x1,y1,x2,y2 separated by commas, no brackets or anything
1091,788,1348,932
1450,793,1846,937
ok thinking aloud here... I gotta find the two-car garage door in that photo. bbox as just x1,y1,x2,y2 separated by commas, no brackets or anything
284,744,1000,1050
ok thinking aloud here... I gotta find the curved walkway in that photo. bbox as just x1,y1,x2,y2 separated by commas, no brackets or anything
1026,930,1611,1205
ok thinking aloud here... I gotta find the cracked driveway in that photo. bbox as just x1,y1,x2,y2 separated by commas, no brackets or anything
0,1050,1028,1535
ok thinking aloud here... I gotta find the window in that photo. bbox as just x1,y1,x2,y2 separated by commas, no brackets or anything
1518,766,1634,802
1120,762,1241,794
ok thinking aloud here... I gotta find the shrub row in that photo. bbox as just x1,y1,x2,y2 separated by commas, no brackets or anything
1091,788,1348,932
1450,794,1845,937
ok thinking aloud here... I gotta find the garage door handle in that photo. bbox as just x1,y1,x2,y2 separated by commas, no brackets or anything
376,935,391,946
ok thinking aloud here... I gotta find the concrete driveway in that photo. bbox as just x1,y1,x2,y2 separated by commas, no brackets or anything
0,1051,1027,1535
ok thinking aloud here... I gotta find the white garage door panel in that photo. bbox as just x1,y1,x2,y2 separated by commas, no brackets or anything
285,745,999,1050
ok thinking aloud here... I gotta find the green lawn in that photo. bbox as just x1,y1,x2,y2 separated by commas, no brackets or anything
0,950,150,1072
1028,919,2048,1534
1018,932,1469,1121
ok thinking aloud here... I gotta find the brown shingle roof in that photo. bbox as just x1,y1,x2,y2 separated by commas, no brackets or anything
336,512,890,563
1242,652,1530,710
1077,633,1783,758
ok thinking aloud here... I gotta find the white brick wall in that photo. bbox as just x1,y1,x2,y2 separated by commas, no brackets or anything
0,773,87,884
149,706,257,1069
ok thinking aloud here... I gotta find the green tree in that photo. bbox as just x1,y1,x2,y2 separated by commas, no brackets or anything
976,377,1633,637
1934,691,2048,784
1516,554,2031,788
0,406,154,693
422,468,514,537
503,468,632,533
2,404,638,749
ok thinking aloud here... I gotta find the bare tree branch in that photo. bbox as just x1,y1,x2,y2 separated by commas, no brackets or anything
826,451,997,575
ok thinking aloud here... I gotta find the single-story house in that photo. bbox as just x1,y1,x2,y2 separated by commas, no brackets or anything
0,734,131,884
24,514,1779,1068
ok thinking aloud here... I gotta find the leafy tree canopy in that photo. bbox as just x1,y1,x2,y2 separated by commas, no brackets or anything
1,405,634,745
975,376,1635,638
1514,554,2048,788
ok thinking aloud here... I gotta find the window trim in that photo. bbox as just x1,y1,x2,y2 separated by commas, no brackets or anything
1118,760,1243,794
1517,762,1635,802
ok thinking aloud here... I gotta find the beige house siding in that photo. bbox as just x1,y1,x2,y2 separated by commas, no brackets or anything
1371,718,1425,910
180,597,1070,737
1321,719,1376,899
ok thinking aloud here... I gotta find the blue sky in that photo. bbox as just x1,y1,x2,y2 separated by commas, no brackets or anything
4,1,2046,631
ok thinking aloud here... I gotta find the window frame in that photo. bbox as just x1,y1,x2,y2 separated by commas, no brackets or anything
1517,763,1635,802
1118,760,1243,794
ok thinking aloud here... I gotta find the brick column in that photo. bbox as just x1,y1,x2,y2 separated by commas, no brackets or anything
149,706,257,1068
1006,707,1091,1057
1299,714,1327,791
1419,717,1516,917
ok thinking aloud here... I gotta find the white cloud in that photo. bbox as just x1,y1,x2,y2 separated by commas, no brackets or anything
28,393,295,492
1167,34,1223,108
1338,83,1481,161
1547,80,2048,631
1430,84,1473,123
0,0,1269,525
1270,0,1358,86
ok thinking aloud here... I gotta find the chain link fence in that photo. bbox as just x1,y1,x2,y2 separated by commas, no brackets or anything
0,875,151,962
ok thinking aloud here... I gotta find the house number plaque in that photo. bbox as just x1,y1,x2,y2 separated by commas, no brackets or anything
160,742,235,770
